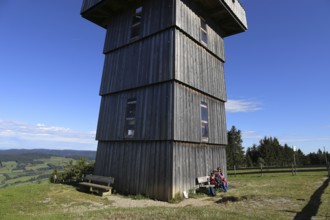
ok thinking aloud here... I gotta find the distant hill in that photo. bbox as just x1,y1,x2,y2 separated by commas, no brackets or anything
0,149,96,188
0,149,96,161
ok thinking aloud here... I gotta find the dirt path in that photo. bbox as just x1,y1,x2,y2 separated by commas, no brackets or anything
106,195,214,208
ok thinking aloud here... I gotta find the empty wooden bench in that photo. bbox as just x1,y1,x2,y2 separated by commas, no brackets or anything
196,176,215,194
79,175,114,196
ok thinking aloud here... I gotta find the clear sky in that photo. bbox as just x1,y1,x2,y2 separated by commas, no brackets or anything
0,0,329,154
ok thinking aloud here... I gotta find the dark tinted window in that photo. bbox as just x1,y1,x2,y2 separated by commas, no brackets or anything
125,98,137,138
201,101,209,142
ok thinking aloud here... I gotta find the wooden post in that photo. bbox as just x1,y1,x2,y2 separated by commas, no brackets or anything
234,165,236,177
291,163,297,176
260,163,263,176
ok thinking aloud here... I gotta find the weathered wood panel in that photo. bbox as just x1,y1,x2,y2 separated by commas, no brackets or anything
100,29,175,95
98,81,227,144
94,141,173,201
175,30,226,100
173,83,227,145
97,83,174,141
141,0,175,38
172,142,227,198
175,0,225,60
94,141,227,201
103,0,175,53
103,10,132,52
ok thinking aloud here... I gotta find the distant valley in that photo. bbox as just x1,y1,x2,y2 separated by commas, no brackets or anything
0,149,96,188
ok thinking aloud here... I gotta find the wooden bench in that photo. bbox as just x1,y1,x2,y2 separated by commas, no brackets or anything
79,175,114,196
196,176,215,188
196,176,216,195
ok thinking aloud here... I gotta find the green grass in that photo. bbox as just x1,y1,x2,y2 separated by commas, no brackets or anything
5,176,36,184
0,171,329,219
0,161,17,173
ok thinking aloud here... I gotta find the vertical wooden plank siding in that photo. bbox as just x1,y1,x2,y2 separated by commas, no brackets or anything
103,10,132,52
173,83,227,145
175,30,226,101
172,142,227,197
175,0,225,60
96,83,173,141
100,29,175,95
94,141,173,201
103,0,175,53
141,0,175,37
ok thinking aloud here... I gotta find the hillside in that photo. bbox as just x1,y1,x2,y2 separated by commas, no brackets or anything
0,149,95,188
0,149,96,160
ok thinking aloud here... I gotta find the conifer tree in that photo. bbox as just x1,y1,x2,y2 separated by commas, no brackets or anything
226,126,245,168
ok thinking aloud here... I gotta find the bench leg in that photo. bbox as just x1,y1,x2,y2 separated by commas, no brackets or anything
101,189,112,196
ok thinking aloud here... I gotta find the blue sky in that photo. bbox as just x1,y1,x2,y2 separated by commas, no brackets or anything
0,0,329,154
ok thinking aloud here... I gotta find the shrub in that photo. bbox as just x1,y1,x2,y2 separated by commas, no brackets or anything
49,158,94,184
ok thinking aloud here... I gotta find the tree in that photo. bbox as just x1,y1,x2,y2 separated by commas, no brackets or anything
246,144,259,167
258,136,282,166
226,126,245,168
295,149,306,166
282,144,293,166
246,154,253,167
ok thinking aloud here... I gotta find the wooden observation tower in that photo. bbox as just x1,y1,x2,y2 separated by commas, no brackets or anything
81,0,247,201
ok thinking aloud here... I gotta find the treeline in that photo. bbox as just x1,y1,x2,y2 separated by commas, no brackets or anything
0,153,52,164
226,126,330,168
0,149,96,161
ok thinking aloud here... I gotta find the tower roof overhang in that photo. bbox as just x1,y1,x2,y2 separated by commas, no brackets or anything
193,0,247,37
81,0,247,37
81,0,141,28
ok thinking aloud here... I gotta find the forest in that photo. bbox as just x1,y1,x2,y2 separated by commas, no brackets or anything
226,126,330,168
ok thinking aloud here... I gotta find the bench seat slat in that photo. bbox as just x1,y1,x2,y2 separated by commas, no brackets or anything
79,182,112,190
84,175,114,185
199,184,215,188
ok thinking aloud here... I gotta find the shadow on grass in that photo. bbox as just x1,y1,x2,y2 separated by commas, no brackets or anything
294,177,329,220
215,195,252,203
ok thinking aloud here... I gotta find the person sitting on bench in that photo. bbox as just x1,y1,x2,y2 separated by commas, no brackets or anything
215,167,228,192
208,172,217,196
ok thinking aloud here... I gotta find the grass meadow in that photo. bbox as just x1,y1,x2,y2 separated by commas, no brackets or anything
0,170,329,219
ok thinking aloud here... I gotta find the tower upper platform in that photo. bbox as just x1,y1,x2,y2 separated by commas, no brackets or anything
81,0,247,37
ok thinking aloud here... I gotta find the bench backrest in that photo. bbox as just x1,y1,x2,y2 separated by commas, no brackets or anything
84,175,114,186
196,176,209,184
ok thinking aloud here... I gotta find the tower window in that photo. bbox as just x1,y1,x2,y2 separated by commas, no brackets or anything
200,101,209,142
125,98,137,138
200,18,208,45
130,6,143,41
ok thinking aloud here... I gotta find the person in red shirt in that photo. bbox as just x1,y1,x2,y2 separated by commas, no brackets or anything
208,172,216,196
210,172,216,185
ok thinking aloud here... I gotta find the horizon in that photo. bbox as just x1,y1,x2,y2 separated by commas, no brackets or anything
1,0,329,154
